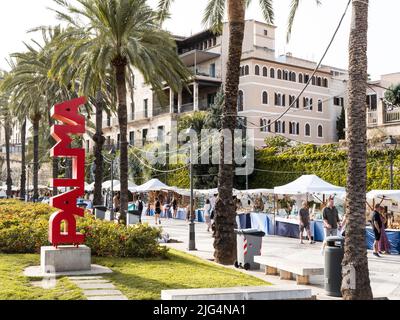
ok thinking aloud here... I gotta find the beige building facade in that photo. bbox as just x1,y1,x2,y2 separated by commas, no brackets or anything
82,20,349,152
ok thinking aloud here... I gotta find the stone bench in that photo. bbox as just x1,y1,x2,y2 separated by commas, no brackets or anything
254,256,324,285
161,285,313,300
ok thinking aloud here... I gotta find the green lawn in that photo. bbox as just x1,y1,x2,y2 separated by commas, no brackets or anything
95,249,269,300
0,254,85,300
0,249,269,300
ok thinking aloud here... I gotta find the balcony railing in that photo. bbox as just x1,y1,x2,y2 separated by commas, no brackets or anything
191,67,221,79
367,111,378,125
386,109,400,123
153,106,170,117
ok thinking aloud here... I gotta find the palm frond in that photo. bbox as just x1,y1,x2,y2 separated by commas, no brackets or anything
203,0,225,34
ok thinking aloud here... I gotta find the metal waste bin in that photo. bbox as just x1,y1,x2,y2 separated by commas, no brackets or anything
93,206,107,220
127,210,142,226
234,229,265,270
324,236,344,297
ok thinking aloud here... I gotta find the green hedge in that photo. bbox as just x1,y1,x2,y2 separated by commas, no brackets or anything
0,200,168,258
251,144,399,191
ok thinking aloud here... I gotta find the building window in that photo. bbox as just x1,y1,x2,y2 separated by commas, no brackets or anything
304,74,310,83
317,77,322,86
107,115,111,127
263,67,268,77
157,126,165,143
282,121,286,133
144,99,148,118
283,70,289,81
275,93,282,106
367,94,377,110
244,65,250,75
299,74,303,83
275,121,285,133
270,68,275,78
267,120,271,132
290,72,296,82
277,69,282,79
334,97,345,107
312,76,316,85
318,99,323,112
129,131,135,145
262,91,269,105
238,90,244,112
260,118,268,132
213,37,217,46
264,30,268,36
282,94,286,107
142,129,148,146
318,125,323,138
305,124,311,137
255,65,260,76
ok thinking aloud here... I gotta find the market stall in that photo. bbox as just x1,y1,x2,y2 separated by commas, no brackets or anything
273,175,345,240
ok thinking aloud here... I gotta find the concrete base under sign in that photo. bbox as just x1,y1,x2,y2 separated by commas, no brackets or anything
41,245,91,273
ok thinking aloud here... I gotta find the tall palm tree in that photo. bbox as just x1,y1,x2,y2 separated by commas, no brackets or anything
158,0,273,264
52,0,191,223
341,0,372,300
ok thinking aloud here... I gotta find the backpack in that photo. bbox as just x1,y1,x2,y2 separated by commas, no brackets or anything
138,200,143,213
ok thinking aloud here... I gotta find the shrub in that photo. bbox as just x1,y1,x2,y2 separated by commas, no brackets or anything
0,200,168,258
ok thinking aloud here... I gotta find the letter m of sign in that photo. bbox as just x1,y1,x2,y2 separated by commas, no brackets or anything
49,97,87,247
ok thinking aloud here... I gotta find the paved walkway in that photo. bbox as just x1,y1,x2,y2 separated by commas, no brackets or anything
69,276,128,300
144,216,400,300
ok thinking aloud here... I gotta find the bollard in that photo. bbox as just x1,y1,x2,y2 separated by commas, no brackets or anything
188,221,197,251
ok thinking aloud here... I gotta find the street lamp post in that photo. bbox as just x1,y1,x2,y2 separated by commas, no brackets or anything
26,164,30,202
244,155,249,190
187,128,197,251
384,136,397,189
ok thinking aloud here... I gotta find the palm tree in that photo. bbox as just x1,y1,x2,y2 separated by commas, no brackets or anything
52,0,191,223
158,0,273,264
341,0,372,300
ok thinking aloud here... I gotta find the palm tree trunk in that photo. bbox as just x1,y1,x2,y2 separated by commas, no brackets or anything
32,116,40,202
214,0,245,265
341,0,372,300
20,119,26,200
113,57,129,224
5,122,12,198
93,91,105,206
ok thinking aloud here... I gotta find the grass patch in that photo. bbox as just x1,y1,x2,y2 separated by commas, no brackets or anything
95,249,270,300
0,254,85,300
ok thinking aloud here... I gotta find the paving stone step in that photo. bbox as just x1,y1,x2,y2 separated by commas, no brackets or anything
76,283,116,290
71,279,110,284
69,276,104,281
84,290,124,297
87,296,128,301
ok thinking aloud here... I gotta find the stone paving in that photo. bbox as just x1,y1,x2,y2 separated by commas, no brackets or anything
69,276,128,300
143,215,400,300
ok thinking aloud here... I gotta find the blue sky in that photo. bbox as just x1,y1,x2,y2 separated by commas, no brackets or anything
1,0,399,80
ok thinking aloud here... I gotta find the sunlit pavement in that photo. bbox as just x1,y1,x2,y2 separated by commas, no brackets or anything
142,215,400,300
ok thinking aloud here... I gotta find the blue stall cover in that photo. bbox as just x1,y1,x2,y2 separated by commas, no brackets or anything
275,220,300,239
366,227,400,255
250,213,274,235
314,220,325,242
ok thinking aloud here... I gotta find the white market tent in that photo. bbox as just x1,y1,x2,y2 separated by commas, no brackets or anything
366,190,400,202
134,179,172,193
113,181,137,192
102,180,120,190
235,189,274,196
274,175,345,196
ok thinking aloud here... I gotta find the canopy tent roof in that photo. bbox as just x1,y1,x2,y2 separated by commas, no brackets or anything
102,180,120,190
235,189,274,196
135,179,172,193
274,175,345,195
366,190,400,202
114,181,137,192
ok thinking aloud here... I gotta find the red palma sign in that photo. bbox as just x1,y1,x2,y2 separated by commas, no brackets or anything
49,97,87,247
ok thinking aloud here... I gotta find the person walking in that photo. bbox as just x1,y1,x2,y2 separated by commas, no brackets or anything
113,192,121,213
321,198,340,254
299,201,314,244
204,199,212,232
371,204,382,257
155,196,162,225
172,196,178,219
137,196,144,223
378,206,391,254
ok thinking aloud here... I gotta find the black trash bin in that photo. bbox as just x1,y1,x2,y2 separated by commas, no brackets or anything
93,205,107,220
324,236,344,297
234,229,265,270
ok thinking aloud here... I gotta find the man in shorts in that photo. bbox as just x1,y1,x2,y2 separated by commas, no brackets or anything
371,204,382,257
321,198,340,254
299,201,314,244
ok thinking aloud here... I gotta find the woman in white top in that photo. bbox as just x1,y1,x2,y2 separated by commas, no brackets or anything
204,199,212,232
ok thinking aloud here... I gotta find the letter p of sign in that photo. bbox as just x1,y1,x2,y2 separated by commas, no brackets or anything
49,97,87,246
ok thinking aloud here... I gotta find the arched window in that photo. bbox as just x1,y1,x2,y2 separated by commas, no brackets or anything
260,118,268,132
263,67,268,77
323,78,329,88
299,74,303,83
318,125,323,138
304,74,310,83
305,124,311,137
296,123,300,135
289,122,293,135
304,97,312,110
255,65,260,76
267,120,271,132
275,121,281,133
283,70,289,80
262,91,269,105
282,94,286,107
282,121,286,133
275,93,282,106
270,68,275,78
312,76,316,85
240,66,244,76
291,72,297,82
238,90,244,112
317,77,322,87
318,99,323,112
245,65,250,75
277,69,282,79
